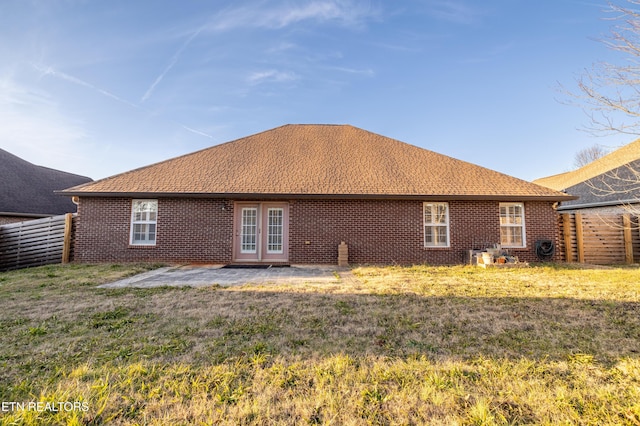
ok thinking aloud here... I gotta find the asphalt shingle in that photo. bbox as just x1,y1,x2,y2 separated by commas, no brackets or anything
534,138,640,191
62,124,571,200
1,148,92,215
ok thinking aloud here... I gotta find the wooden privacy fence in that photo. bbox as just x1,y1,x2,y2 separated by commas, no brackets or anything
560,212,640,265
0,213,75,271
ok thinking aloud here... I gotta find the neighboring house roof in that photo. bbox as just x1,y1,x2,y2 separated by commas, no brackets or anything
551,160,640,210
0,148,92,217
534,139,640,210
534,138,640,191
61,124,572,201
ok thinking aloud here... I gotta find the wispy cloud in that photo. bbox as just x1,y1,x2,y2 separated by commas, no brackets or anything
422,0,481,25
266,41,298,54
327,66,374,76
141,25,205,103
273,1,368,28
208,0,377,32
247,69,299,85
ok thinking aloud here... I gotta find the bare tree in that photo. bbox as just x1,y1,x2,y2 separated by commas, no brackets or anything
573,144,609,168
566,1,640,215
571,1,640,137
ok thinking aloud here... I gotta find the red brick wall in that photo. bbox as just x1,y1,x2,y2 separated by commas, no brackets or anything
289,199,560,264
74,197,560,265
74,197,233,263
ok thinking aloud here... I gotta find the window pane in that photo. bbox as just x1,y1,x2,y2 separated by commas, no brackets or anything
500,227,510,245
424,202,449,247
499,203,524,247
132,223,155,243
424,227,434,245
267,208,283,253
131,200,158,245
424,207,433,224
500,205,523,225
501,226,523,246
424,203,448,224
241,208,257,252
435,205,447,223
436,226,448,245
424,225,448,246
500,225,523,246
512,206,522,224
133,224,143,242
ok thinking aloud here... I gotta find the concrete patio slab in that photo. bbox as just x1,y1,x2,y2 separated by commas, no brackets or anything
98,265,342,288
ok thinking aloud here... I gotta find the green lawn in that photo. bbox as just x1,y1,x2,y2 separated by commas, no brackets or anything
0,263,639,425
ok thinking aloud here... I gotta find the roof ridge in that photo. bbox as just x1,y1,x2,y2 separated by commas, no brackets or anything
535,138,640,190
35,164,92,181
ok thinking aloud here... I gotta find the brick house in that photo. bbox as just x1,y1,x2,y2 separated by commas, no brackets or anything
60,124,573,265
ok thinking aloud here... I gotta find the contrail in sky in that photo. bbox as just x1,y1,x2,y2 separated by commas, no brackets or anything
140,26,204,103
33,64,139,109
181,124,213,138
32,63,215,139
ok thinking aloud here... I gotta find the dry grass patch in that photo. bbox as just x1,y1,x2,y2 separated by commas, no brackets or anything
0,263,639,424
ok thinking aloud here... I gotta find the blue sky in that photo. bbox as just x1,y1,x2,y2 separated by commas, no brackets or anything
0,0,631,182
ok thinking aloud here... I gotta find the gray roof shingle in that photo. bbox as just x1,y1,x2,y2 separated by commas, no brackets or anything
1,148,92,216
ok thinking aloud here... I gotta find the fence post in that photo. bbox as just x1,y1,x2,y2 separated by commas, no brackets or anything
623,214,634,264
62,213,73,264
575,212,585,263
561,213,573,262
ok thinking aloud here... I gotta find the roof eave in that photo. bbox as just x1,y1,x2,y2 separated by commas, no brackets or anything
0,212,52,218
557,198,640,211
56,190,576,202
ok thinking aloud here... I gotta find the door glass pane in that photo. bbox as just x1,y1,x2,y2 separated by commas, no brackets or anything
241,208,257,253
267,208,283,253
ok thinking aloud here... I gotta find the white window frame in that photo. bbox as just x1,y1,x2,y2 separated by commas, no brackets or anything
130,199,158,246
266,207,284,254
499,202,526,248
240,207,258,254
423,202,450,248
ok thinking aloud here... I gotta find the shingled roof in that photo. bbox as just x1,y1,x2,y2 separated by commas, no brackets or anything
534,138,640,191
61,124,572,201
1,148,92,217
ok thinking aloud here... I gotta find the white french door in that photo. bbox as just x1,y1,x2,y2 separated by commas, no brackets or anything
233,203,289,262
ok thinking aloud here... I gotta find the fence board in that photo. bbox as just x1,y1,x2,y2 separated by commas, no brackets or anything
559,212,637,265
575,213,585,263
0,214,75,271
562,213,573,262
